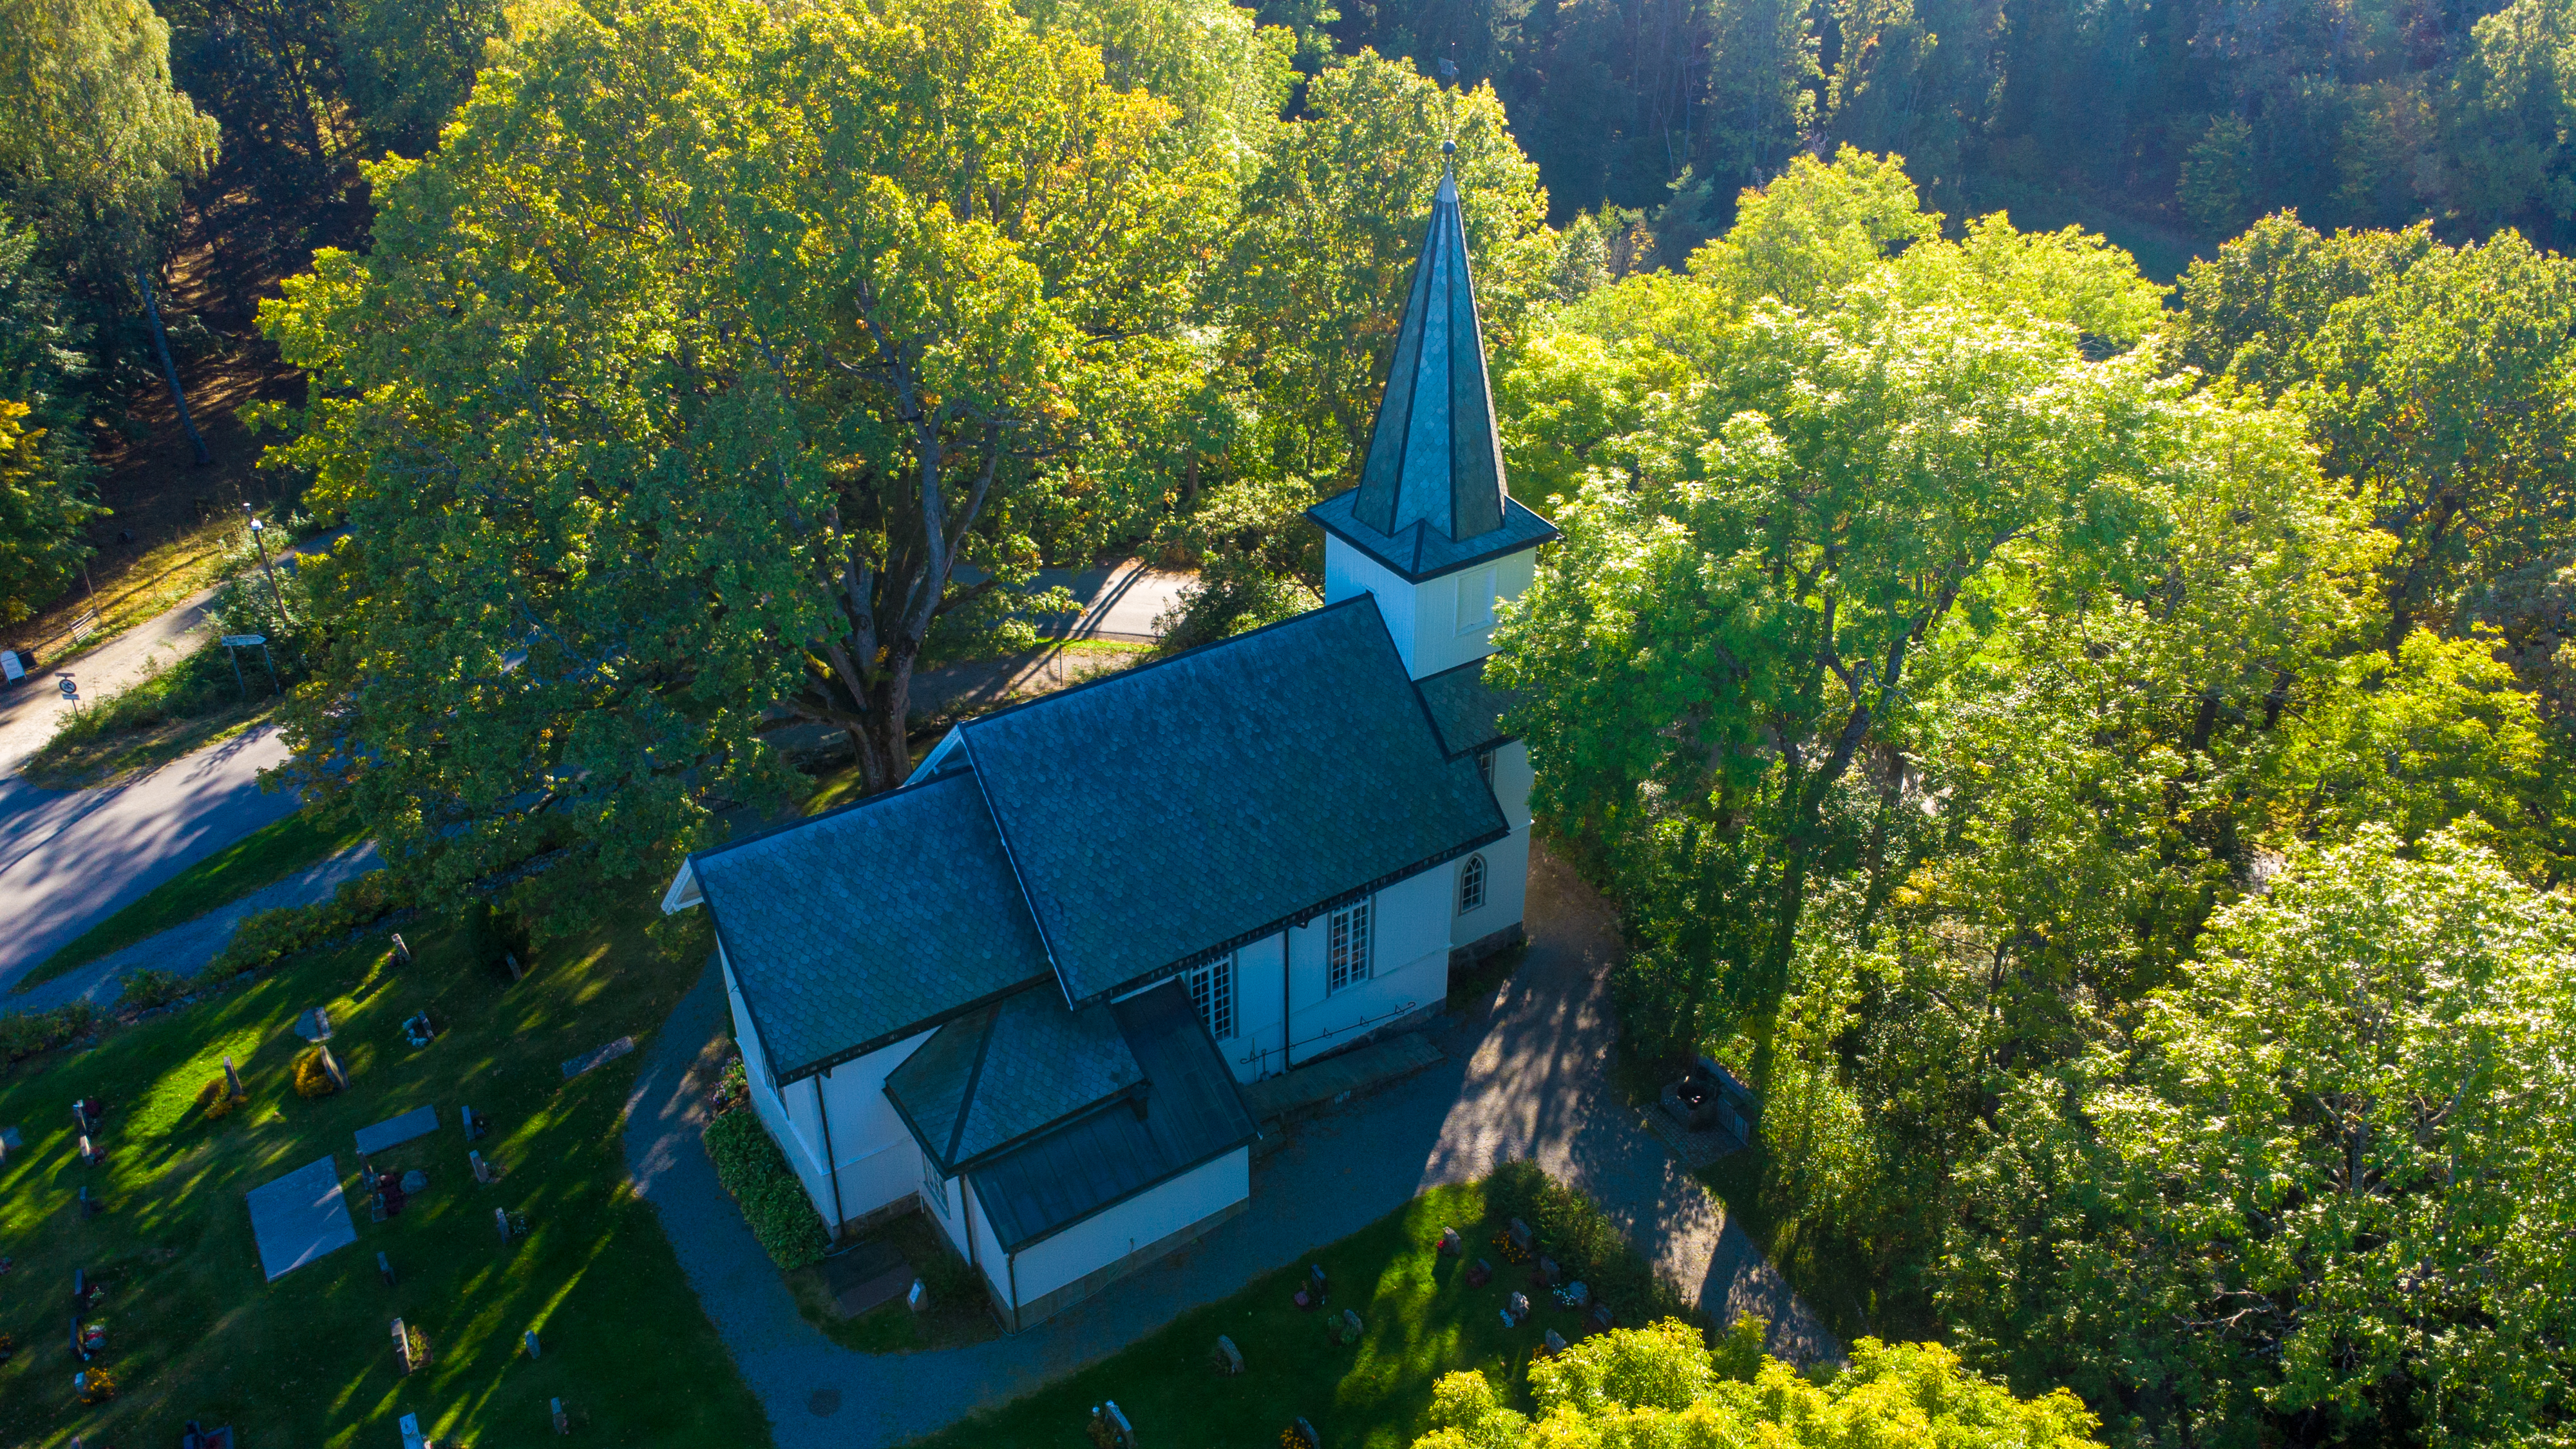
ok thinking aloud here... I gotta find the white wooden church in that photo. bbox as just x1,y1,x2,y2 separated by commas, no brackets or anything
661,158,1557,1332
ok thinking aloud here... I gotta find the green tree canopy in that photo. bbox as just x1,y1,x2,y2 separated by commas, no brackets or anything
1416,1319,2103,1449
259,0,1235,920
1942,826,2576,1449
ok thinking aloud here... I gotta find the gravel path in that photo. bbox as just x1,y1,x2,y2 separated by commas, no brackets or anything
5,837,381,1014
621,844,1837,1448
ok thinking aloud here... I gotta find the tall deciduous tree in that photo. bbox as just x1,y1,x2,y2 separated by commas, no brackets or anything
259,0,1234,918
1942,827,2576,1449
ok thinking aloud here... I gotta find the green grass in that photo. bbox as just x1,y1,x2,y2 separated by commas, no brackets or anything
913,1180,1564,1449
12,810,370,993
0,896,766,1446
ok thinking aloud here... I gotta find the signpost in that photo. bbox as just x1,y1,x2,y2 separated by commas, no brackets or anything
56,675,75,716
220,634,276,699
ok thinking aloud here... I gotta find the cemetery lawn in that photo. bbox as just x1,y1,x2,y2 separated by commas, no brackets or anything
11,810,371,992
911,1179,1553,1449
0,901,767,1448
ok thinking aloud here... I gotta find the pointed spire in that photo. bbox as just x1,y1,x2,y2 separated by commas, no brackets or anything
1350,144,1508,544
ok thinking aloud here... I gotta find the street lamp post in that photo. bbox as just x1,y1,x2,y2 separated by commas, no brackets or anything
247,510,289,634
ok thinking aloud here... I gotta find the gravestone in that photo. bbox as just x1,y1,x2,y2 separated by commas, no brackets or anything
1295,1417,1321,1449
317,1045,348,1091
497,1208,512,1242
355,1106,440,1155
223,1056,245,1099
399,1170,428,1195
1537,1255,1560,1287
1465,1258,1493,1288
471,1151,493,1185
1506,1291,1530,1325
392,1318,413,1374
399,1412,426,1449
552,1397,570,1434
77,1134,97,1166
1309,1263,1330,1304
1214,1334,1244,1375
1437,1226,1461,1256
907,1278,927,1313
1508,1218,1534,1253
560,1037,636,1081
390,933,412,967
378,1251,395,1287
1544,1328,1568,1356
77,1185,100,1218
1563,1280,1589,1308
504,951,525,984
294,1007,332,1042
1341,1309,1362,1338
1590,1303,1615,1332
524,1329,541,1359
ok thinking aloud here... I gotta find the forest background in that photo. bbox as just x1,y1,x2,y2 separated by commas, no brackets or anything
8,0,2576,1445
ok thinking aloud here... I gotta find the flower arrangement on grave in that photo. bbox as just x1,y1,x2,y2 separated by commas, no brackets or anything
76,1368,116,1403
1491,1227,1530,1265
196,1076,246,1120
1279,1418,1319,1449
0,1331,15,1363
292,1047,338,1099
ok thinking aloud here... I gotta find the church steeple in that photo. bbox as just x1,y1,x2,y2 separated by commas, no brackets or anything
1350,145,1508,544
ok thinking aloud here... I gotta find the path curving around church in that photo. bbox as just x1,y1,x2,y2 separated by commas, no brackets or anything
620,844,1838,1449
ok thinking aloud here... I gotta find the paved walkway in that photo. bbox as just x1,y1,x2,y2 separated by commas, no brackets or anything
7,837,381,1014
621,845,1835,1448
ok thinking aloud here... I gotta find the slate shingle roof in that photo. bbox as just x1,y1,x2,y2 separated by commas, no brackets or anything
1351,167,1508,544
691,770,1052,1083
959,596,1510,1006
972,980,1258,1251
1414,656,1524,760
886,983,1146,1175
1309,488,1560,584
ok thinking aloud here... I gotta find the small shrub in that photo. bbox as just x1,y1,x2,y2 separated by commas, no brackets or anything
704,1107,828,1271
1486,1160,1696,1327
196,1076,244,1120
0,1001,97,1062
118,967,188,1011
292,1047,338,1099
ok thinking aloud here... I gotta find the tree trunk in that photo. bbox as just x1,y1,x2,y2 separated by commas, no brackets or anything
138,265,212,467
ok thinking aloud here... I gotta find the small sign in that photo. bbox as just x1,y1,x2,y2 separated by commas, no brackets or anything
56,676,75,700
220,634,265,648
0,650,20,681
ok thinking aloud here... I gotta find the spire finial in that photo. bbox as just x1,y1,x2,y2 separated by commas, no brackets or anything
1441,138,1455,156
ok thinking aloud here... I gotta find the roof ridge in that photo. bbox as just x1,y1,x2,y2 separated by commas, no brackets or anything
948,1001,1001,1168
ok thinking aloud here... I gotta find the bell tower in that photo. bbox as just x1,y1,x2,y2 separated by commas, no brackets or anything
1305,145,1558,681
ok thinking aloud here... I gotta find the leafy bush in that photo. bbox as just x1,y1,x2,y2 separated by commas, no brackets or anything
117,967,189,1011
195,1075,243,1120
1484,1160,1694,1327
704,1106,828,1271
0,1001,96,1061
291,1046,339,1098
211,871,403,976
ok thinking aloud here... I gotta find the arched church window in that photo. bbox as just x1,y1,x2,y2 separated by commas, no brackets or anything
1459,853,1488,914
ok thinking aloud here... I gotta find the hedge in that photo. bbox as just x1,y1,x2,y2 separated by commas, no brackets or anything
705,1105,829,1271
208,871,404,978
1486,1159,1698,1327
0,1001,97,1062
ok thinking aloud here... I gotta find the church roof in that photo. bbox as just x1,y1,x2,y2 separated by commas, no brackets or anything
971,980,1258,1251
1415,656,1525,760
885,981,1146,1175
958,594,1508,1005
688,595,1508,1086
1351,165,1508,544
691,769,1052,1083
1309,488,1560,583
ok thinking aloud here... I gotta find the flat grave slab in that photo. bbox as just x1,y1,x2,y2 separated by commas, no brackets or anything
824,1238,913,1319
245,1155,357,1282
354,1105,440,1155
0,1125,19,1151
560,1036,635,1081
292,1007,333,1041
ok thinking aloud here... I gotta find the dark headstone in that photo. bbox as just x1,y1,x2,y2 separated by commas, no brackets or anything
1294,1417,1320,1449
392,1318,413,1374
1591,1303,1615,1332
390,933,412,966
1465,1258,1493,1288
223,1056,245,1099
1340,1308,1362,1338
1506,1291,1530,1324
399,1170,428,1194
1508,1217,1534,1251
524,1329,542,1359
552,1397,570,1434
317,1045,348,1090
1537,1255,1561,1286
1215,1334,1244,1375
1564,1280,1589,1308
1437,1226,1461,1256
378,1251,395,1287
1544,1328,1569,1355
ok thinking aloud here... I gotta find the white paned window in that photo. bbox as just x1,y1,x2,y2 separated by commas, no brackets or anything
1459,854,1488,914
1326,900,1373,994
922,1149,949,1218
1187,952,1236,1041
1457,565,1499,634
1478,748,1495,789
